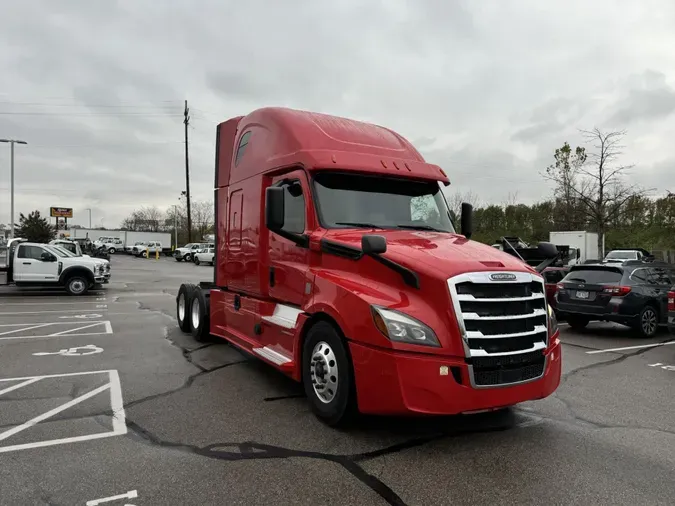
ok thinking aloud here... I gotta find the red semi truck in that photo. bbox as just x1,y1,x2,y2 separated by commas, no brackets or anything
176,107,562,426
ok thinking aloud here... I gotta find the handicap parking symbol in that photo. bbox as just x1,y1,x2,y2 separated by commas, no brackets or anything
33,345,104,357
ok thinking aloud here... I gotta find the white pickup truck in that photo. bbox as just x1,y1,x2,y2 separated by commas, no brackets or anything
0,239,110,295
131,241,163,258
93,236,125,254
173,243,208,262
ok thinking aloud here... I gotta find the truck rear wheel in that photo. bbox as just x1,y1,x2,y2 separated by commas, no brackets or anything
190,290,210,342
109,247,116,254
65,276,89,296
302,322,357,427
177,283,196,332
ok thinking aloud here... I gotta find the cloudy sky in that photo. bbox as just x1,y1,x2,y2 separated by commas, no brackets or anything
1,0,675,229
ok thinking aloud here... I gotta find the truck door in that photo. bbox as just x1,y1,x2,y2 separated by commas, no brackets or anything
267,171,312,306
14,244,59,282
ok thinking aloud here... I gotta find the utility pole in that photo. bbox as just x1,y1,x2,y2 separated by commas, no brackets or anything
173,204,178,249
0,138,28,239
85,208,92,228
184,100,192,242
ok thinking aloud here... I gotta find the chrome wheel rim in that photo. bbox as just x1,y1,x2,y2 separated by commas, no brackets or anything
191,298,201,329
70,279,85,294
178,293,185,321
642,308,657,335
310,341,338,404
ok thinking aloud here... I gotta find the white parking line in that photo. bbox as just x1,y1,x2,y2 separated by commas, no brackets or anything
0,301,106,306
0,309,104,315
586,340,675,354
0,321,113,341
0,370,126,453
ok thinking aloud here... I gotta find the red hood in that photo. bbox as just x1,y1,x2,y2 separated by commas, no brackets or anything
322,229,536,278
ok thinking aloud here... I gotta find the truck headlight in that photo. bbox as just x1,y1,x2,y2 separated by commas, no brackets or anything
547,304,558,337
371,306,440,347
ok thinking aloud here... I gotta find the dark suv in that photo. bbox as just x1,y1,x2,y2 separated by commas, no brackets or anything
556,261,675,337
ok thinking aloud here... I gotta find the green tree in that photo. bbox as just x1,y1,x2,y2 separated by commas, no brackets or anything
15,211,56,243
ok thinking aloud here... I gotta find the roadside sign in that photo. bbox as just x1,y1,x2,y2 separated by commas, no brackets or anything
50,207,73,218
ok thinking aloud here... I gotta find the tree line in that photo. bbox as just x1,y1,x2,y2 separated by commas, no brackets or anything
119,199,214,246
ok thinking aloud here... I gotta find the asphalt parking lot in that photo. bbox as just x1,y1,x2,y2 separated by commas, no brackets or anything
1,255,674,505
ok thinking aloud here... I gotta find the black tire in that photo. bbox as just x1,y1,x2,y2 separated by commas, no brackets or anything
108,247,116,254
636,305,659,338
195,258,200,266
65,276,89,296
567,315,589,330
302,321,357,427
142,250,148,258
175,257,182,262
176,283,196,333
184,254,192,262
190,290,210,342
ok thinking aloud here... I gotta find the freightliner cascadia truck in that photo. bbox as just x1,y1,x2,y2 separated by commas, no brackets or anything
176,107,562,426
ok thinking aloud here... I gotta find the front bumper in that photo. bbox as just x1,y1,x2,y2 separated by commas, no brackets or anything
349,339,562,416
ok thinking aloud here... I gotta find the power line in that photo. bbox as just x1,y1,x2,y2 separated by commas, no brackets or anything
0,111,182,117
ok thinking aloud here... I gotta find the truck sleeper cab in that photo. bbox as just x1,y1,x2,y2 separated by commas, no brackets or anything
176,107,562,426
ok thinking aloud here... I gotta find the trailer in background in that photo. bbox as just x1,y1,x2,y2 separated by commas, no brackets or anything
549,231,599,264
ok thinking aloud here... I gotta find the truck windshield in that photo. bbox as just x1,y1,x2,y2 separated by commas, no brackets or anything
313,173,456,232
47,246,76,258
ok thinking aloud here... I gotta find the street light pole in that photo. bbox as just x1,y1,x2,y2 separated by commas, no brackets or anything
0,139,28,239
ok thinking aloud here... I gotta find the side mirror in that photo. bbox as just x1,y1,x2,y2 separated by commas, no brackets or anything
460,202,473,239
265,186,285,232
362,234,387,255
40,252,55,262
537,241,559,259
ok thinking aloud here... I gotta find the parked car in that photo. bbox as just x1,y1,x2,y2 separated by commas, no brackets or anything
132,241,164,258
603,248,653,264
194,247,215,266
542,266,570,313
174,243,206,262
556,261,675,337
192,243,214,263
125,241,146,254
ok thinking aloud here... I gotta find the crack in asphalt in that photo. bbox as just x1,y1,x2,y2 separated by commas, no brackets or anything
122,418,419,506
119,300,675,505
263,394,305,402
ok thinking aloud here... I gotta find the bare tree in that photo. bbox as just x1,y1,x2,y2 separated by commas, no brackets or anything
545,129,649,258
445,190,480,225
192,200,214,240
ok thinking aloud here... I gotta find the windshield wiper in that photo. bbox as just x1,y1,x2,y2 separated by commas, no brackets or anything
334,222,383,229
395,224,445,232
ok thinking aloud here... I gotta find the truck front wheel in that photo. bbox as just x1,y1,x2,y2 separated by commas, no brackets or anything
65,276,89,296
302,322,357,427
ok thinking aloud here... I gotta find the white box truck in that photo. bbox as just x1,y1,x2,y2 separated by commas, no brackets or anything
549,231,600,265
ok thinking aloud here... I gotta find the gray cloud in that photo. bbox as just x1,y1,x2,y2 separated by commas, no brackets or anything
608,70,675,126
1,0,675,227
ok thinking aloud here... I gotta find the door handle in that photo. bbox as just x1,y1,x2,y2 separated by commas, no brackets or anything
22,262,31,265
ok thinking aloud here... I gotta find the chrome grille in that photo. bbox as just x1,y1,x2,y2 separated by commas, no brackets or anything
448,271,549,387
